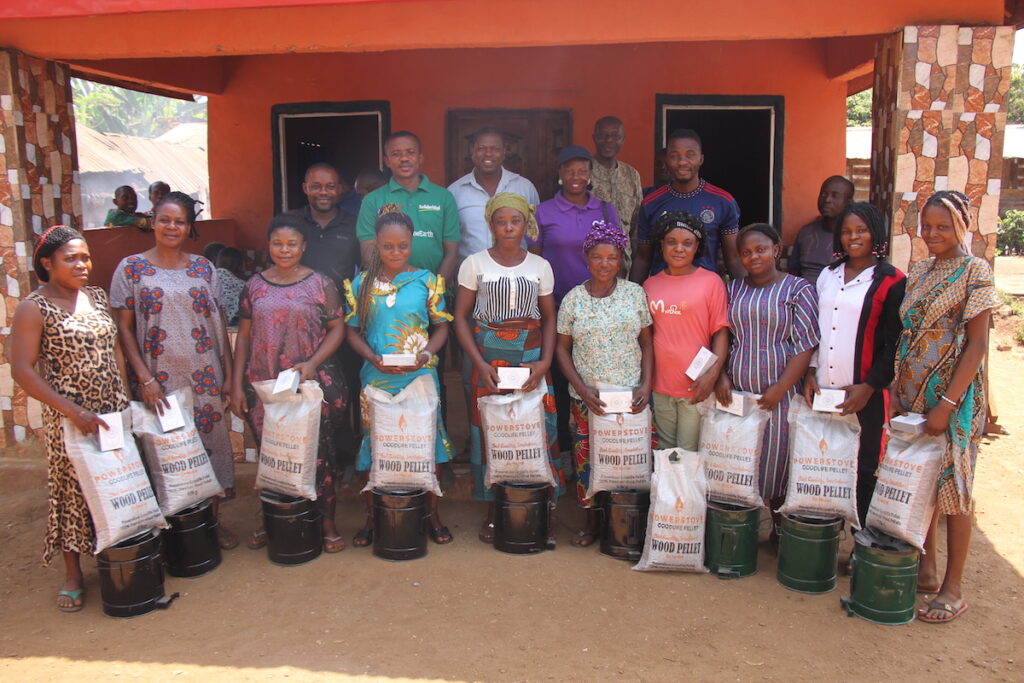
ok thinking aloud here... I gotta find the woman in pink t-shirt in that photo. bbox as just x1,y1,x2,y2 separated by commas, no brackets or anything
642,211,730,450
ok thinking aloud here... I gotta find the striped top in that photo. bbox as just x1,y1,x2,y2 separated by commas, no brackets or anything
726,274,819,394
457,249,554,322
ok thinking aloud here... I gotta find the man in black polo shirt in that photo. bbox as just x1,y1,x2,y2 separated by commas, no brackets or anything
283,162,361,287
282,162,362,479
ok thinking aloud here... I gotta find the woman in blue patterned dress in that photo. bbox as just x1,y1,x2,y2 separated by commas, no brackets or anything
344,211,454,546
715,224,819,525
111,192,237,549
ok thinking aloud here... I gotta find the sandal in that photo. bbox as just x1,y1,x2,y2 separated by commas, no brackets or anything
247,529,268,550
478,522,495,544
570,530,598,548
217,525,239,551
429,525,454,544
918,599,969,624
323,535,346,553
353,528,373,547
57,588,84,613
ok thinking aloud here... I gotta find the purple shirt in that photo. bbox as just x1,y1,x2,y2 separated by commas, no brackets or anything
529,192,620,304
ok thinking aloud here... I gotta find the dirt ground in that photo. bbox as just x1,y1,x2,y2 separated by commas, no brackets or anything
2,262,1024,682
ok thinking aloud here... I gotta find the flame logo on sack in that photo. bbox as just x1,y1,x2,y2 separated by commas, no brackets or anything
725,426,735,441
674,496,685,512
818,437,828,454
112,448,125,464
398,414,408,433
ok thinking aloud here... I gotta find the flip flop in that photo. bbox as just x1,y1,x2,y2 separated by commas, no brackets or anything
352,528,373,547
918,600,969,624
323,535,346,553
57,588,84,613
570,530,598,547
429,526,453,545
217,526,240,551
478,522,495,544
247,529,268,550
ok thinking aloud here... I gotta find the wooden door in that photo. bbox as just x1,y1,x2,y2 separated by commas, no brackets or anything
446,109,572,202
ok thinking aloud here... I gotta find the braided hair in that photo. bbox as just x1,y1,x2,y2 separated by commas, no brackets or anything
33,225,86,282
830,202,888,267
922,190,972,248
153,191,201,239
356,211,414,335
653,210,707,259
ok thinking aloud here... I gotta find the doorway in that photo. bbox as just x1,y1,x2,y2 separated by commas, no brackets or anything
271,101,390,214
446,109,572,201
655,95,784,230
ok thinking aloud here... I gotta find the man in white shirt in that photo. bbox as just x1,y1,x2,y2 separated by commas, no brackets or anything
448,127,540,260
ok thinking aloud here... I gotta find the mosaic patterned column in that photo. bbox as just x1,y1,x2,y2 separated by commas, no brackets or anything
870,26,1014,271
0,50,81,448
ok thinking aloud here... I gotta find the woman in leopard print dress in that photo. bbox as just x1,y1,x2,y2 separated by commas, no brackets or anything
11,226,130,613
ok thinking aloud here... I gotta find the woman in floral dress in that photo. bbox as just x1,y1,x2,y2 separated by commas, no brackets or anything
111,192,237,549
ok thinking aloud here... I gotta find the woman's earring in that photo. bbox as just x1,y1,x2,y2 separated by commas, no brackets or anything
558,178,563,187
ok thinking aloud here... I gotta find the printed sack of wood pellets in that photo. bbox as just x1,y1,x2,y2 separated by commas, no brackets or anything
253,379,323,500
130,390,223,515
363,374,442,496
696,399,767,508
866,432,945,550
478,384,556,488
63,411,167,552
585,406,652,498
779,397,861,528
634,448,708,573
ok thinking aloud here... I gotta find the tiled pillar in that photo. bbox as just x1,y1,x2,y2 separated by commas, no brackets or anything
870,26,1014,271
0,50,81,447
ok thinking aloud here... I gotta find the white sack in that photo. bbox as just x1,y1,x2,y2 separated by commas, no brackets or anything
634,448,708,572
254,379,323,500
362,374,442,496
586,407,652,498
697,399,767,508
866,432,945,550
131,390,223,515
479,384,556,488
779,397,861,528
63,411,166,553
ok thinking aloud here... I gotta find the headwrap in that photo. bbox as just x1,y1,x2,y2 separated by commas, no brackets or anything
485,192,538,242
582,218,629,253
33,225,85,282
924,190,972,248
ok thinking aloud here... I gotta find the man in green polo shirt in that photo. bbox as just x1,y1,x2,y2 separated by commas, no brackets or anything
356,130,460,283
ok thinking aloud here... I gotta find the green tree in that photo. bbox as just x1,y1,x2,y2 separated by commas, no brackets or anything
71,79,207,138
998,210,1024,255
1007,64,1024,125
846,89,872,127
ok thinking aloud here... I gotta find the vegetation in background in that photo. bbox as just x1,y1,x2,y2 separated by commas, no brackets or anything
998,210,1024,256
1009,64,1024,125
71,79,207,138
846,90,872,127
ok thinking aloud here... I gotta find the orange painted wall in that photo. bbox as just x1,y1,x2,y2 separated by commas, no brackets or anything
209,39,846,248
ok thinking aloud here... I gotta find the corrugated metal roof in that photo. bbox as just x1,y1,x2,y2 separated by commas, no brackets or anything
75,124,209,196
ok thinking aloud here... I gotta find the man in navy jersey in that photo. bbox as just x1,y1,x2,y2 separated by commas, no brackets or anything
630,129,745,281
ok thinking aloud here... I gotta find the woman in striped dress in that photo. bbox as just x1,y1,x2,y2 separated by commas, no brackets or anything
715,224,819,523
453,192,563,543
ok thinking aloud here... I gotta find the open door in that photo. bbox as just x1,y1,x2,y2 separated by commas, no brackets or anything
272,101,390,214
655,95,784,230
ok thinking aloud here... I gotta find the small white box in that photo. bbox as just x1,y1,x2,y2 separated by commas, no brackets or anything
891,412,928,434
685,347,718,381
599,390,634,414
813,388,846,413
497,366,531,390
273,368,300,394
381,353,418,367
96,412,125,452
716,391,758,417
157,394,186,433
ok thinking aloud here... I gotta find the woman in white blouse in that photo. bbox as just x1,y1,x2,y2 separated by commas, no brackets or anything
803,202,906,527
453,193,565,543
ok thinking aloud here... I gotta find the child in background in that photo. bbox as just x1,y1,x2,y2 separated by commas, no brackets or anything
216,247,247,326
104,185,150,231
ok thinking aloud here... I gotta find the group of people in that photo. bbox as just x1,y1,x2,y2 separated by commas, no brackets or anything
13,118,997,627
103,181,172,231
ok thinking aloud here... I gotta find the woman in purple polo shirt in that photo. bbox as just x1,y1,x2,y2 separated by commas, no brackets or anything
528,145,623,457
